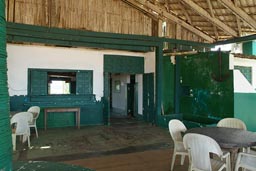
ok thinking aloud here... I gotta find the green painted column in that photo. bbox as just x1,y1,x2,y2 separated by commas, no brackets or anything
0,0,12,170
155,44,163,125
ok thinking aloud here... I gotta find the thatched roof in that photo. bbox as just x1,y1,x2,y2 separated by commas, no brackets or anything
122,0,256,42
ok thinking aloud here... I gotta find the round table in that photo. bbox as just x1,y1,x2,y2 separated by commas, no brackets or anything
185,127,256,149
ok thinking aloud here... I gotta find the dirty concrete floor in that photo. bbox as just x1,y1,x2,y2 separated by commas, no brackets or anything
13,117,190,171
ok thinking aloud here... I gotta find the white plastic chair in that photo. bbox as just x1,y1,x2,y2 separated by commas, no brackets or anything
11,112,33,151
168,119,188,171
217,118,247,130
27,106,40,138
235,152,256,171
183,133,231,171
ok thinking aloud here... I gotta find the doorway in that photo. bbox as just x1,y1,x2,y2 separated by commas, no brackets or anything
110,74,137,119
103,54,152,125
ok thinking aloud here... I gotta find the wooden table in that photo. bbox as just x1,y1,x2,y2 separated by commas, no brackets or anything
44,107,80,130
185,127,256,170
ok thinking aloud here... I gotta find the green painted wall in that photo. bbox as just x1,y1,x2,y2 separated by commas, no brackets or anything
10,95,103,128
0,0,12,169
162,56,175,114
34,103,103,128
234,93,256,131
243,41,256,56
104,55,144,74
179,52,234,125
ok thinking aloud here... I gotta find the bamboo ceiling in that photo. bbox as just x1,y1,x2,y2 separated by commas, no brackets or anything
5,0,256,43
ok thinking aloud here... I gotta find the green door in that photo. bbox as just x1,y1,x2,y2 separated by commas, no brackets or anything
143,73,154,124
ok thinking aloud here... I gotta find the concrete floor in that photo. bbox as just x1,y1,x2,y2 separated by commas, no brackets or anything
13,117,189,171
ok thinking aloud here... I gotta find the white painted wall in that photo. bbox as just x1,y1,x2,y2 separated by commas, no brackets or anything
136,74,143,115
233,57,256,92
145,52,155,73
212,43,242,54
7,44,152,104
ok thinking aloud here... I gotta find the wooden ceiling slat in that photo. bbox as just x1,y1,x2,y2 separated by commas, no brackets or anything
180,0,237,36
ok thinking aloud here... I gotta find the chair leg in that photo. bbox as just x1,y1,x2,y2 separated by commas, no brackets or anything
234,165,239,171
234,154,241,171
181,155,185,165
27,135,30,148
35,125,38,138
12,134,16,151
170,151,176,171
227,155,231,171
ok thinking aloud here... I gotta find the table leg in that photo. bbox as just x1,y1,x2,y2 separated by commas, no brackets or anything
44,110,47,130
77,109,80,129
229,148,239,171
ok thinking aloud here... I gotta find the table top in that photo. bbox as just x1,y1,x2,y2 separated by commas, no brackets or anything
185,127,256,149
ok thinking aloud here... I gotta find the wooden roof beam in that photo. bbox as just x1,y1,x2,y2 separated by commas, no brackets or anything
178,1,192,24
217,0,256,30
206,0,219,39
123,0,214,42
180,0,237,37
234,0,242,36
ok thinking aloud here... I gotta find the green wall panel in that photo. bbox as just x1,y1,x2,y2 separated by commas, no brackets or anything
40,112,75,128
104,55,144,74
76,71,93,95
29,69,93,96
10,95,27,111
243,41,256,56
29,70,47,95
80,103,103,125
0,0,12,169
179,52,234,124
162,56,175,114
35,103,103,128
234,93,256,131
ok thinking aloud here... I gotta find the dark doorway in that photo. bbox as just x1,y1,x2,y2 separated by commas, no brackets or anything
127,75,135,117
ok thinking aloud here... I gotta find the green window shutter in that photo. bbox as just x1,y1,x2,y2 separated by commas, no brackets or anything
234,66,252,84
76,71,93,94
30,70,47,95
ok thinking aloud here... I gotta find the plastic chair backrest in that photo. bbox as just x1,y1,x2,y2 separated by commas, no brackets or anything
169,119,187,143
11,112,33,135
217,118,247,130
183,133,223,171
27,106,40,119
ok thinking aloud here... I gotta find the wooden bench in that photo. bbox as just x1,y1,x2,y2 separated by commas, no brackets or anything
44,107,80,130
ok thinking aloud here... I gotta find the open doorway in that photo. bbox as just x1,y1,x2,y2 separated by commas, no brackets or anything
110,73,138,119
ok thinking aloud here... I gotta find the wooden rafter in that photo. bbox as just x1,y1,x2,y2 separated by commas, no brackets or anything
234,0,242,36
217,0,256,30
180,0,237,37
206,0,218,39
178,1,192,24
122,0,215,42
164,0,169,12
